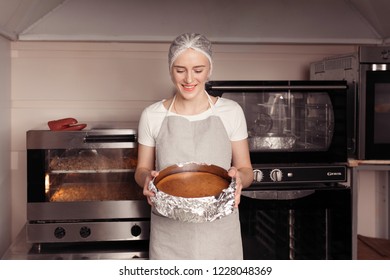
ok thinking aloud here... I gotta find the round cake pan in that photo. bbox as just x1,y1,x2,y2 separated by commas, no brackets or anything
149,162,236,223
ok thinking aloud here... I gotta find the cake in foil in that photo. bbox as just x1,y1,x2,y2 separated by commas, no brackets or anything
148,163,236,223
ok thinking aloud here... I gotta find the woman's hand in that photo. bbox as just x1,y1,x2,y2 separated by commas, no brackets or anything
228,167,243,208
143,170,159,206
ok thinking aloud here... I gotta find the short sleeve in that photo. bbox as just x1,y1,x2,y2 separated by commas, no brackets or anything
137,107,155,147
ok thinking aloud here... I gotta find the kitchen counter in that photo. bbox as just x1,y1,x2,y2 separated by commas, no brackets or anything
2,225,149,260
348,159,390,167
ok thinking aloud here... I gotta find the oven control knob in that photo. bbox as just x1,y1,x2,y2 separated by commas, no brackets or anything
270,169,283,182
253,169,264,182
54,227,66,239
80,226,91,238
131,224,142,237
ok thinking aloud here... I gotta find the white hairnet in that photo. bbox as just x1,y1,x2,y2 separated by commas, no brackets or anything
168,33,213,74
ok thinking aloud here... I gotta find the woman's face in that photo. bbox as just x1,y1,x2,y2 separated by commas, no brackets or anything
170,48,211,100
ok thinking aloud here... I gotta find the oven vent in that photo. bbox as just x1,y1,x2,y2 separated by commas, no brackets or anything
312,56,355,74
324,57,354,71
310,53,358,84
312,62,325,74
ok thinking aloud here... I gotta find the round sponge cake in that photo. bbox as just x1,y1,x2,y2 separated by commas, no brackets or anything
154,163,231,198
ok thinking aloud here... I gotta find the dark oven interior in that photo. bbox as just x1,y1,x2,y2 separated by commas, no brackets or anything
239,186,352,260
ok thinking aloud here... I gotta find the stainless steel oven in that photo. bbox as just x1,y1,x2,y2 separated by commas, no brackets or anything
207,80,352,259
311,46,390,160
26,123,150,245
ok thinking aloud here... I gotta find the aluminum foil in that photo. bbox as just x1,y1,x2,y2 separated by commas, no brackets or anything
149,179,236,223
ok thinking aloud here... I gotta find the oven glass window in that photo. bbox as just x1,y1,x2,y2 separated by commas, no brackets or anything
239,187,352,260
222,91,334,152
43,148,142,202
374,83,390,143
364,70,390,159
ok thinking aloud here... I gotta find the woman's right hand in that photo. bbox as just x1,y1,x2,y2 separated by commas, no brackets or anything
143,170,159,206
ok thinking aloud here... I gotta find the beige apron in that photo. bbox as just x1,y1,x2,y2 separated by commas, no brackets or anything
149,93,243,260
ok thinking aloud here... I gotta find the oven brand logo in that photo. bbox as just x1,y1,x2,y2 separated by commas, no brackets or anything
327,172,342,176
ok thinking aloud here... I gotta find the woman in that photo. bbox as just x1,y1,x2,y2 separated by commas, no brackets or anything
135,33,253,259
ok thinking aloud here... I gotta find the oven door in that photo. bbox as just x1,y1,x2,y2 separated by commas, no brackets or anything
359,65,390,159
26,145,151,243
207,80,348,165
239,184,352,260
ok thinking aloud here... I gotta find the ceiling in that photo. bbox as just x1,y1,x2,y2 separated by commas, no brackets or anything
1,0,390,44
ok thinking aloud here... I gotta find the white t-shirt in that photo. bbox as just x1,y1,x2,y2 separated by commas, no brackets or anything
138,97,248,147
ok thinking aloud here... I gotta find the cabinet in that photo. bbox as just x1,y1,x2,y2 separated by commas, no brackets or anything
350,161,390,259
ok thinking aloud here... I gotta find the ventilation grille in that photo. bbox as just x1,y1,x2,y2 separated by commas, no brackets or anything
312,54,357,74
325,57,353,70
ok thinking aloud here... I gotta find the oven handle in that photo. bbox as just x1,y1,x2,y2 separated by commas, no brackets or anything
241,189,315,200
84,134,137,143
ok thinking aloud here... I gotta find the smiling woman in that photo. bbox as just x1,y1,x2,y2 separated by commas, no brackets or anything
135,33,253,260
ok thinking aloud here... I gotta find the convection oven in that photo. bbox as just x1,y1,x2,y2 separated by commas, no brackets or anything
26,123,150,245
207,80,352,259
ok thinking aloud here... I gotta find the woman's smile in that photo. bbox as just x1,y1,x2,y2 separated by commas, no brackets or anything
182,84,197,92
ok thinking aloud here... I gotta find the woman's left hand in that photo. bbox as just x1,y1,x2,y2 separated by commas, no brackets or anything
228,167,243,208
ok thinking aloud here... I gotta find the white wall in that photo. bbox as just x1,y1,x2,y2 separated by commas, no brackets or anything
0,35,11,257
357,170,389,238
10,41,357,241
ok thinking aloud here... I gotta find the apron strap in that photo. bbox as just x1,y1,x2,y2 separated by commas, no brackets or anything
166,95,176,116
206,91,217,115
167,91,217,116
